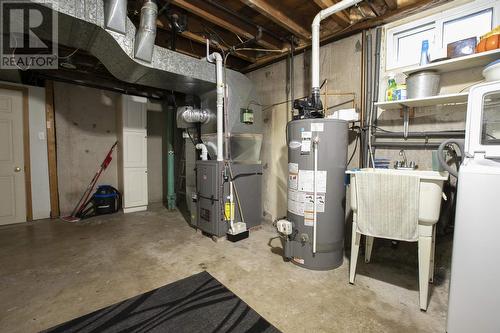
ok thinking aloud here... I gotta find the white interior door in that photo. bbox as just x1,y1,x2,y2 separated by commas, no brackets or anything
123,132,147,168
0,88,26,225
123,168,148,208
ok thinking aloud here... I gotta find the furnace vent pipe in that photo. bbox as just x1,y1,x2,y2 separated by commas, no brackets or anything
311,0,362,101
134,0,158,63
104,0,127,34
206,40,224,162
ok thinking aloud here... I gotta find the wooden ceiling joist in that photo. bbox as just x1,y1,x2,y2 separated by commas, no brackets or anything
242,0,448,73
181,31,257,63
156,18,256,63
170,0,283,50
312,0,351,27
240,0,311,40
383,0,398,10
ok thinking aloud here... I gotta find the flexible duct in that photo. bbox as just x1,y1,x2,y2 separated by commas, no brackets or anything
438,139,465,178
134,0,158,63
104,0,127,34
178,106,212,124
311,0,362,102
206,40,224,162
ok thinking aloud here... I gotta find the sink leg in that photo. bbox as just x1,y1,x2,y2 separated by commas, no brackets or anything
429,225,436,283
365,236,374,263
418,224,433,311
350,217,360,284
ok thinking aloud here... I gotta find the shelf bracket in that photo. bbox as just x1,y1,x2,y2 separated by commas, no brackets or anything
403,106,410,140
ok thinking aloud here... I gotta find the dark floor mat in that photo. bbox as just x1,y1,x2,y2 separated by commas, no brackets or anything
42,271,280,333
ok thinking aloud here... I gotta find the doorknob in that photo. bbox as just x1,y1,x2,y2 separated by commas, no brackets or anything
14,167,21,172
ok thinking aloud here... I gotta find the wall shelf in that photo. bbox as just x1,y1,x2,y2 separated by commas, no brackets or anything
375,92,469,110
402,49,500,76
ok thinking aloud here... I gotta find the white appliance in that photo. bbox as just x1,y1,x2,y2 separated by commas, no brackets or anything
447,80,500,333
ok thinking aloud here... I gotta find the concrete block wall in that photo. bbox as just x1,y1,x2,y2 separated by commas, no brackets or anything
54,82,120,215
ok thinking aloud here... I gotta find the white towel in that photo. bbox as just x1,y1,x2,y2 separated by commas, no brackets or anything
355,171,420,242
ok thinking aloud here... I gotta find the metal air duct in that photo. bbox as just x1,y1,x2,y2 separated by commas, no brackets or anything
104,0,127,34
134,0,158,63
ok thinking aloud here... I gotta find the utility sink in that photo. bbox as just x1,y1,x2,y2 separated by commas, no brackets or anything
346,168,449,225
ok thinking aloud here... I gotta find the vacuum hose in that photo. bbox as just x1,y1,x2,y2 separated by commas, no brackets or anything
437,139,465,178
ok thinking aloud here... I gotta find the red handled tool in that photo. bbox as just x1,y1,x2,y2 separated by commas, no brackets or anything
61,141,118,222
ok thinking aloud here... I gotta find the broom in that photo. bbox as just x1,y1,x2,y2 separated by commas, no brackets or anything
61,141,118,222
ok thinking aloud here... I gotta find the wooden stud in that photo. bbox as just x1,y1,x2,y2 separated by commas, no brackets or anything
240,0,311,40
45,80,60,218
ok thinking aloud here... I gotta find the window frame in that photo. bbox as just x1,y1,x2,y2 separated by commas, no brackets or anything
385,0,500,71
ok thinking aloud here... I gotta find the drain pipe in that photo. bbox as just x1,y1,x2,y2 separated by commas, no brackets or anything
195,143,209,161
311,0,362,105
134,0,158,63
166,104,176,210
206,40,224,162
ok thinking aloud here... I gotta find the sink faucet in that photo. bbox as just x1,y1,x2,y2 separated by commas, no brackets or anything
394,149,418,169
400,149,408,166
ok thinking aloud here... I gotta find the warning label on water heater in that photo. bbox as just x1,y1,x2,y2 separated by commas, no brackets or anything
287,188,304,216
301,131,312,154
298,170,327,192
287,168,328,222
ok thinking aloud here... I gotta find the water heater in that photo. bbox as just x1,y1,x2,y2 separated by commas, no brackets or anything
279,119,348,270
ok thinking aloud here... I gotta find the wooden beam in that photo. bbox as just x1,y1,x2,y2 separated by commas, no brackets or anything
383,0,398,10
312,0,351,27
45,80,59,218
240,0,310,40
156,18,256,63
243,0,450,73
171,0,282,50
181,31,257,63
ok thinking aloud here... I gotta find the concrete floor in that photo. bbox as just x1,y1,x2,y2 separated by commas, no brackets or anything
0,205,452,333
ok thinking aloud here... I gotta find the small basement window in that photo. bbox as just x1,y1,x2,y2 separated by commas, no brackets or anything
386,0,499,70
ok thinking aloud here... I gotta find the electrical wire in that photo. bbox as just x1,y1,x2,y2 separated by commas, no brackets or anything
347,132,359,166
59,48,79,59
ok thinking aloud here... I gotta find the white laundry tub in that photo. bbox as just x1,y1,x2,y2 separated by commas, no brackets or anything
347,168,449,225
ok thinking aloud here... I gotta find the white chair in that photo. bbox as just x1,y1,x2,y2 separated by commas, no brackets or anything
347,169,444,311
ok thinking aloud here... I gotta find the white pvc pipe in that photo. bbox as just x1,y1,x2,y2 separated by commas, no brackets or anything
195,143,208,161
313,137,319,254
206,40,224,162
311,0,362,93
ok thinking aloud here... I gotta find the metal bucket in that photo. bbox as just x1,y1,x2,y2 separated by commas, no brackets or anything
407,70,440,99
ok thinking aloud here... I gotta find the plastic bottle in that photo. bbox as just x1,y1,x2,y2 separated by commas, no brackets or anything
420,40,430,66
386,75,397,101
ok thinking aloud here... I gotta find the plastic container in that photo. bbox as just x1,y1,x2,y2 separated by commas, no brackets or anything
483,59,500,82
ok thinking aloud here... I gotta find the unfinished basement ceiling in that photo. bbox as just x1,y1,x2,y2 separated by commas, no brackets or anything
130,0,450,72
